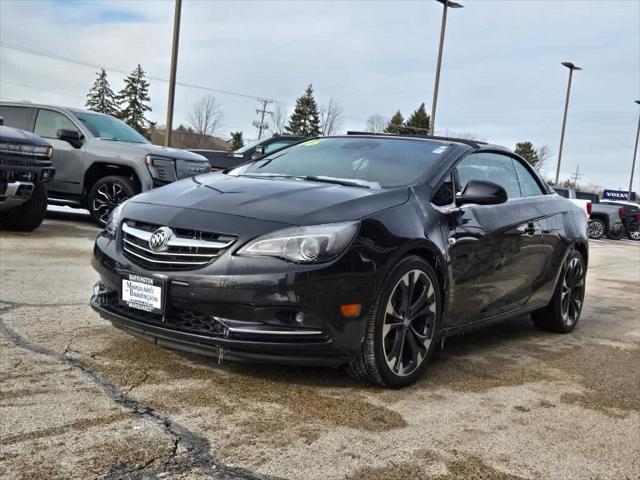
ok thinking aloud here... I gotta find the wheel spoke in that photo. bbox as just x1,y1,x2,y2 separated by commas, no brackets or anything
382,321,403,338
392,330,406,374
405,329,421,369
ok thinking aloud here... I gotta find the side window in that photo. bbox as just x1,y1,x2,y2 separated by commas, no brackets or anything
34,110,78,139
432,173,454,206
512,159,544,197
0,106,35,131
456,153,521,200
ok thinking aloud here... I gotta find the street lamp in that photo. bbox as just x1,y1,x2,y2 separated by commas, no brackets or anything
430,0,463,136
554,61,582,185
629,100,640,200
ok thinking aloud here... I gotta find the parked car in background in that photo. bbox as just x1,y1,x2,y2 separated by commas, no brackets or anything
600,200,640,241
191,135,306,171
91,134,588,388
0,116,55,230
552,187,591,221
553,187,624,240
0,102,211,225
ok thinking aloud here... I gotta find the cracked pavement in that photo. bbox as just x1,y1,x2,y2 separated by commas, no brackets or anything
1,211,639,479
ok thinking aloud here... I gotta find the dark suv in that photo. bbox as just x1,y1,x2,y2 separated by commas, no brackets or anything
0,117,55,230
91,135,588,387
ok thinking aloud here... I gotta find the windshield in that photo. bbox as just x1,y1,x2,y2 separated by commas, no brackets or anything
73,111,149,144
234,138,263,154
229,137,449,188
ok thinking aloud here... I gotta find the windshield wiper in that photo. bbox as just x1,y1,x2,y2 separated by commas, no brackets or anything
301,176,375,189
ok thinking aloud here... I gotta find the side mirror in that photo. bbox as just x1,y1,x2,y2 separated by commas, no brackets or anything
56,129,84,148
456,180,507,206
251,145,266,160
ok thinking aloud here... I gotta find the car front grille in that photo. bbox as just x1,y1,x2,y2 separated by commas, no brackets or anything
121,220,236,271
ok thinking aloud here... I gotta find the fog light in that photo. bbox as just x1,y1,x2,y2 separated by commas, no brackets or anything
295,312,304,324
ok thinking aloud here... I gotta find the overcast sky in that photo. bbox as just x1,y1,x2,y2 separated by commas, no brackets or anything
1,0,638,191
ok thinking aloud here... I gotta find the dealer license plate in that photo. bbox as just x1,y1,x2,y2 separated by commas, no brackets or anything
121,274,164,314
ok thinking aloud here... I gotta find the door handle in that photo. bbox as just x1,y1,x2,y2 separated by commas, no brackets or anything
524,223,536,236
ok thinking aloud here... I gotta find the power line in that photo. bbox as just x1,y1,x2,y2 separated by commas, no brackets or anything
0,41,369,125
0,42,280,103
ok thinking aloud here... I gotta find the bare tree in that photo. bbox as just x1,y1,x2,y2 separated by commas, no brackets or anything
268,104,288,135
319,98,344,136
187,96,224,147
365,114,387,133
436,129,484,141
535,145,551,172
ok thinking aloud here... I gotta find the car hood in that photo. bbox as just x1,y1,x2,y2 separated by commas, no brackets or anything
0,125,51,147
88,139,209,163
129,173,410,225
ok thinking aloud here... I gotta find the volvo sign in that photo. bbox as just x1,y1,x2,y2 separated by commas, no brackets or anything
603,189,637,202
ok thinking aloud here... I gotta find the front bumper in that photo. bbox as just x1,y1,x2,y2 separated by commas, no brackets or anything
91,229,379,367
0,181,35,209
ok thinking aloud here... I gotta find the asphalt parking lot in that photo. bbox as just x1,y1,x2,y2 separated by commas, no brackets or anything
1,211,639,480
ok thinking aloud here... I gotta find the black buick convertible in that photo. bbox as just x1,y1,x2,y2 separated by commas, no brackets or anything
91,134,588,387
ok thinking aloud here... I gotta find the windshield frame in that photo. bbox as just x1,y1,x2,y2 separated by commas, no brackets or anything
228,135,455,189
72,111,149,144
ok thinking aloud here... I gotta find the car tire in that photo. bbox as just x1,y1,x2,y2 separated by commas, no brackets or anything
628,228,640,241
606,226,625,240
587,218,605,240
531,250,586,333
0,184,47,231
347,256,441,388
88,175,137,227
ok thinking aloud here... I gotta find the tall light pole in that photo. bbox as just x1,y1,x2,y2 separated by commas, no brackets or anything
164,0,182,147
430,0,463,136
555,61,582,185
629,100,640,200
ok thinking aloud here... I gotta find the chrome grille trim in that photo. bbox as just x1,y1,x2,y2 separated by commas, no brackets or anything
121,221,236,270
122,223,234,249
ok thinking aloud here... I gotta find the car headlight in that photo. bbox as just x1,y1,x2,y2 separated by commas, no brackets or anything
105,201,126,236
237,222,359,263
145,155,177,182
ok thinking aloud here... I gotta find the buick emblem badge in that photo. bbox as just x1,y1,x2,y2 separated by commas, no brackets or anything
148,226,174,252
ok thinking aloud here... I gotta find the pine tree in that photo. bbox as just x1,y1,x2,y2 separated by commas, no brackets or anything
515,141,541,169
117,64,152,136
85,68,118,116
384,110,405,134
285,84,321,136
230,131,244,150
404,103,430,134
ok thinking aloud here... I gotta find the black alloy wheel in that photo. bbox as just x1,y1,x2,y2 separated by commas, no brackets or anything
88,175,137,226
560,256,585,327
382,269,437,377
347,256,441,388
532,250,586,333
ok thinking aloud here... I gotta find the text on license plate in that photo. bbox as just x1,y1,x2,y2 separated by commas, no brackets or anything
121,275,162,312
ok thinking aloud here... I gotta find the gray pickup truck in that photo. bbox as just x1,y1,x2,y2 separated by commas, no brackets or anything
0,102,211,225
553,187,624,240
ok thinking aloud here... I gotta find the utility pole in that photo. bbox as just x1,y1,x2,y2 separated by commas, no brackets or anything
164,0,182,147
253,98,273,140
628,100,640,200
555,61,582,185
571,164,583,190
